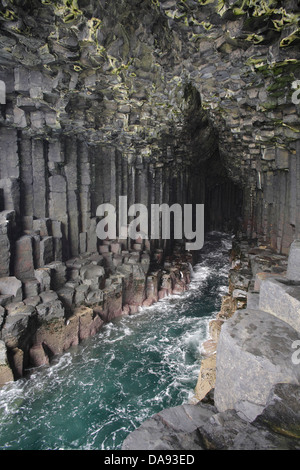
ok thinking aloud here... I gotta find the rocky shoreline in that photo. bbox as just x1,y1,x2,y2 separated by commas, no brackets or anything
0,235,193,387
194,236,289,402
122,237,300,450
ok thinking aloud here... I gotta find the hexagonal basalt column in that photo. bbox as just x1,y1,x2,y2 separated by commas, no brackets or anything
214,309,300,422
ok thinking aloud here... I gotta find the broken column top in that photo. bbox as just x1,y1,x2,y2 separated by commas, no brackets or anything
287,240,300,282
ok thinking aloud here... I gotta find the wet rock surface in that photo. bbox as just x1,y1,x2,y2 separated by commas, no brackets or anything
125,238,300,450
122,386,300,450
0,239,193,385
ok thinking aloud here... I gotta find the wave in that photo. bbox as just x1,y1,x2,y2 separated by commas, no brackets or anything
0,232,232,450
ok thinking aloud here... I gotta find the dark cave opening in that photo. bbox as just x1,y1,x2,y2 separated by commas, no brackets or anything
179,83,244,239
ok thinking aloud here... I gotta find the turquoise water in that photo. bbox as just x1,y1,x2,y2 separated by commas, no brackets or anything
0,233,231,450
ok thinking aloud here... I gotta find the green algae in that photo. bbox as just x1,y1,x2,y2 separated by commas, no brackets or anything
0,8,17,21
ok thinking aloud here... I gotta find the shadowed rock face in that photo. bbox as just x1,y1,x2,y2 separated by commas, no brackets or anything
122,386,300,450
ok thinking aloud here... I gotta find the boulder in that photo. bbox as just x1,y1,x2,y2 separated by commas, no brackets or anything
34,268,51,292
0,294,14,307
36,299,65,320
45,261,67,290
122,403,216,451
0,277,22,302
1,304,35,341
8,347,24,379
39,290,58,303
57,286,75,311
80,264,105,279
74,283,89,306
32,218,52,237
198,408,298,450
23,278,40,298
214,309,300,422
253,383,300,439
259,278,300,333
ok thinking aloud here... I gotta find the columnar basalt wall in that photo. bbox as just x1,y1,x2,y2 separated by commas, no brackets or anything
0,0,298,254
0,0,299,386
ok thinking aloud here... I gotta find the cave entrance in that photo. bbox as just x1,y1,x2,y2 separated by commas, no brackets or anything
179,83,244,237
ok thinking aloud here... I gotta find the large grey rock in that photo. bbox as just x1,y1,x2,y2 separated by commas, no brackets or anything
122,403,216,450
198,408,299,450
259,278,300,333
122,398,300,451
32,218,52,237
85,288,104,307
57,286,75,311
214,309,300,421
34,268,51,292
0,295,14,307
14,235,35,280
287,240,300,281
80,264,105,281
246,292,259,309
36,299,65,320
39,290,58,303
0,277,22,301
45,261,67,290
1,304,35,340
74,283,89,306
253,383,300,439
23,278,40,298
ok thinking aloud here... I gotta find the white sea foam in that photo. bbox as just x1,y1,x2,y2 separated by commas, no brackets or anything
0,232,232,450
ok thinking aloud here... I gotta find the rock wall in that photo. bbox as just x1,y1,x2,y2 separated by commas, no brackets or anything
0,0,299,392
1,0,299,240
0,0,299,256
0,238,193,385
194,236,290,402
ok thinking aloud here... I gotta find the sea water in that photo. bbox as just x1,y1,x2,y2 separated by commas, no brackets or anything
0,232,232,450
